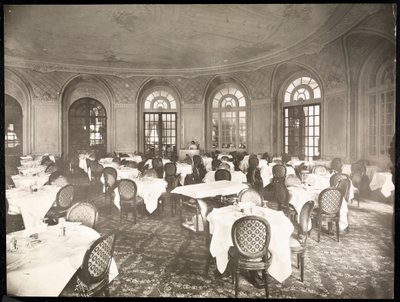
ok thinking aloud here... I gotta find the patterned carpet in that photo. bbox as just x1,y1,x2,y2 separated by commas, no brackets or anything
62,178,394,298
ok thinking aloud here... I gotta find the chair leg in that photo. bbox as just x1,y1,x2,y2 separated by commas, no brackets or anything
297,253,300,269
205,251,212,276
336,221,340,242
357,197,359,207
300,253,304,282
262,269,269,298
119,209,122,225
317,219,322,242
133,207,137,225
234,268,239,298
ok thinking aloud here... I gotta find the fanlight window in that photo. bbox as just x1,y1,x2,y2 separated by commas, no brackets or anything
284,77,321,103
144,90,176,110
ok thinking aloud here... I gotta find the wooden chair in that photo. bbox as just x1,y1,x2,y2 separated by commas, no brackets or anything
237,188,263,207
262,182,296,222
313,165,327,176
118,179,144,225
290,200,314,282
330,158,343,174
161,162,181,215
103,167,118,213
142,169,158,178
246,167,264,194
72,232,117,297
272,164,286,183
66,202,99,229
45,164,59,174
45,184,74,224
313,187,343,242
228,216,271,298
89,161,104,184
6,198,25,234
329,173,349,187
211,159,222,171
152,158,164,178
215,169,231,181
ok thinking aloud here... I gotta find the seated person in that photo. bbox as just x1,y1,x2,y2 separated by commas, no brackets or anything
188,141,198,150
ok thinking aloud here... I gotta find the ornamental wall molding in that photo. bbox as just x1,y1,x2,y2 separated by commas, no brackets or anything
32,91,58,103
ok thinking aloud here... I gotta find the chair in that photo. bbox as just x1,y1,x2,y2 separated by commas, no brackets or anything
215,169,231,181
329,173,349,187
142,168,158,178
330,158,343,173
195,199,214,275
152,158,164,178
272,164,286,183
350,170,364,207
246,167,264,194
193,155,207,180
228,216,271,298
336,178,351,203
248,155,259,170
290,200,314,282
45,164,59,174
161,162,181,215
49,172,70,187
211,159,222,171
118,179,144,225
66,202,99,229
313,165,327,176
103,167,118,212
89,161,104,184
313,187,343,242
6,198,25,234
70,154,80,174
351,161,367,175
262,182,294,219
220,155,230,162
237,188,263,207
45,184,75,223
6,175,15,189
261,152,271,163
73,232,116,297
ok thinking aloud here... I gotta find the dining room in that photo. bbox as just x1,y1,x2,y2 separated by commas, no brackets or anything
3,3,396,299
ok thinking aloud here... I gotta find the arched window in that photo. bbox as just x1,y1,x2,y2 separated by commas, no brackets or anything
5,95,23,158
143,89,178,158
283,76,322,161
69,98,107,156
210,86,247,150
366,63,395,158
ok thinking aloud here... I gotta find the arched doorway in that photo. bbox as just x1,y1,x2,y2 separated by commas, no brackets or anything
68,98,107,157
5,94,23,159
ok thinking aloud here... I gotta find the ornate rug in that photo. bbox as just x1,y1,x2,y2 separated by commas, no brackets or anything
62,184,394,298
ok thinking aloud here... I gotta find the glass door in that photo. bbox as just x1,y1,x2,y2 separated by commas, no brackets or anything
144,113,177,158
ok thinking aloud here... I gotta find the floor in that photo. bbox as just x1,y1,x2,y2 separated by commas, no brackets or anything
61,174,395,298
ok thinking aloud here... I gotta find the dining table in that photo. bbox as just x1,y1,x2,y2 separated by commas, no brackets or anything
207,205,294,283
11,173,51,190
369,172,394,198
6,185,61,231
288,184,349,231
112,177,167,214
171,180,249,200
17,165,47,176
6,222,118,296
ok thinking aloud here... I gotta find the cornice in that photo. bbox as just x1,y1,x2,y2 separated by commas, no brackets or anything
4,4,384,79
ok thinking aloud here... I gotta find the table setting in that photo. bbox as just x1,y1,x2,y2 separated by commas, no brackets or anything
6,221,118,296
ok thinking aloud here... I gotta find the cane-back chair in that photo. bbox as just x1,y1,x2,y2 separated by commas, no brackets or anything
46,184,74,223
72,232,117,297
151,158,164,178
66,202,99,229
228,216,271,298
272,164,287,183
103,167,118,212
313,187,343,242
313,165,328,176
330,158,343,174
290,200,314,282
118,179,144,225
329,173,349,187
161,162,181,215
215,169,231,181
237,188,263,207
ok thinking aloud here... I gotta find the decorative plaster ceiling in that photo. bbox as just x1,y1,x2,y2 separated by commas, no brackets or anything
3,4,388,76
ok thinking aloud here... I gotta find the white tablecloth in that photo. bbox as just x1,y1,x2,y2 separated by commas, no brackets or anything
207,205,293,283
100,167,140,192
113,177,167,214
304,173,355,200
202,156,213,172
17,165,47,176
123,155,143,163
6,224,118,297
288,186,348,231
369,172,394,197
203,171,247,183
171,180,248,199
101,162,121,169
11,173,51,190
20,159,42,168
176,163,193,185
6,185,61,230
144,158,171,169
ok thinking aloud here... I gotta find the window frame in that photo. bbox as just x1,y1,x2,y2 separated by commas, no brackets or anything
208,85,248,152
